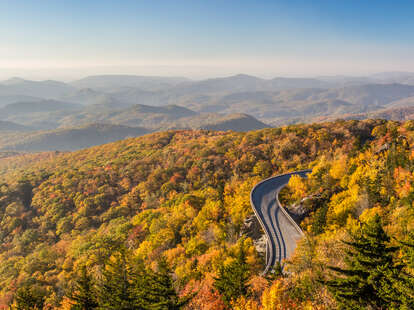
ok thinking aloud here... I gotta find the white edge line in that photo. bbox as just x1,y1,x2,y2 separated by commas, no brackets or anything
249,169,311,274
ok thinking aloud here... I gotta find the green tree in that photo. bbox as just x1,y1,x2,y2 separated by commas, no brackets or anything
325,215,407,309
144,258,190,310
98,250,187,310
214,244,250,306
394,232,414,309
11,285,46,310
67,266,99,310
311,203,328,235
98,251,144,310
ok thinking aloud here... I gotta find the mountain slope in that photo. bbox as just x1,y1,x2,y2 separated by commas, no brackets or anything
3,76,414,127
173,83,414,124
0,78,75,98
0,113,269,152
0,99,83,116
0,95,42,108
0,100,84,130
173,113,269,131
59,104,198,128
321,83,414,107
0,119,404,309
0,120,30,131
0,123,150,151
171,74,333,95
324,106,414,122
60,88,118,106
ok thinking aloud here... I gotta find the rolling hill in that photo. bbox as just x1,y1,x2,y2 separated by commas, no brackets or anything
0,109,269,151
0,123,150,151
0,120,411,309
0,77,75,98
317,105,414,122
60,88,118,106
58,104,198,129
162,113,269,131
199,113,268,131
0,95,42,108
0,100,85,130
3,75,414,129
0,99,83,116
0,96,270,140
0,120,30,132
169,83,414,124
168,74,333,95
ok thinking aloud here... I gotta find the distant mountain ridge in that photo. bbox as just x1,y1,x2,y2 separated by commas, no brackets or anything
71,75,190,92
0,123,150,152
167,74,333,95
197,113,268,131
0,99,82,116
2,73,414,131
159,113,268,132
0,78,75,98
0,113,269,152
0,95,42,108
0,120,30,131
317,105,414,123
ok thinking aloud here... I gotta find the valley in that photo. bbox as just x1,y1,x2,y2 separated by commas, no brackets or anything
0,120,412,309
2,73,414,152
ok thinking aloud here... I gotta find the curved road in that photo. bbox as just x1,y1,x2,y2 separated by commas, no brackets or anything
250,170,311,274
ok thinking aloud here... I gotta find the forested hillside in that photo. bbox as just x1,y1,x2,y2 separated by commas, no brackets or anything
0,120,412,309
0,124,149,152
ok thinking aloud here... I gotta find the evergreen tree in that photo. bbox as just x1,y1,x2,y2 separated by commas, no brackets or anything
97,251,187,310
11,285,45,310
311,203,328,235
214,243,250,306
67,266,99,310
143,258,188,310
95,249,189,310
394,232,414,309
325,215,407,309
98,251,145,310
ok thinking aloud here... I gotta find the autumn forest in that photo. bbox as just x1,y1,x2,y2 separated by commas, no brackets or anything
0,119,411,309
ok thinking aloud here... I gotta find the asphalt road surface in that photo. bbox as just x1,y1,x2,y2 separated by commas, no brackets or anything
250,170,311,274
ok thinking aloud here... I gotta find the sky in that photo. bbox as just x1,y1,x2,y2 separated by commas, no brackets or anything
0,0,414,80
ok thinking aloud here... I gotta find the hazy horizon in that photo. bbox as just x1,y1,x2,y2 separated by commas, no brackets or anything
1,69,414,83
1,0,414,81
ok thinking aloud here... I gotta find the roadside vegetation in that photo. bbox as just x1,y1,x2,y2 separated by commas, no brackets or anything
0,119,412,309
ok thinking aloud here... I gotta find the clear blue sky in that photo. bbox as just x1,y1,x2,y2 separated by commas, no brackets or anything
0,0,413,79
